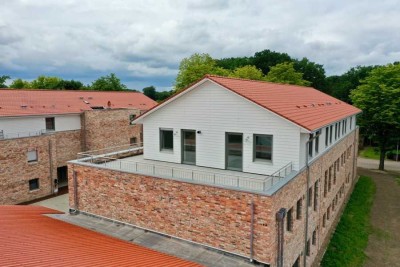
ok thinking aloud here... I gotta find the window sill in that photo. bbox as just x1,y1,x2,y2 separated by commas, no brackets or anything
29,189,40,193
160,149,174,154
28,161,38,165
253,159,273,165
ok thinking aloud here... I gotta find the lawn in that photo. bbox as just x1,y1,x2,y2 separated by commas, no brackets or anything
321,176,376,267
359,147,380,160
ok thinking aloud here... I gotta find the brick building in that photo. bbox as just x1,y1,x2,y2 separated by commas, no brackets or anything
68,76,361,267
0,89,156,204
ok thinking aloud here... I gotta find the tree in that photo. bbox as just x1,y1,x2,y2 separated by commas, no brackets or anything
293,58,327,92
174,53,229,91
216,56,252,70
229,65,265,80
265,62,311,86
0,75,10,88
252,49,292,74
350,63,400,170
60,80,84,90
143,86,157,100
9,78,30,89
90,73,127,91
327,66,376,103
30,76,63,89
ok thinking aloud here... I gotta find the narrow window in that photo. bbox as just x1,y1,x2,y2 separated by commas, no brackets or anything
29,178,39,191
333,162,337,185
296,199,302,220
323,213,326,227
342,120,346,135
27,150,38,163
335,123,338,140
329,125,333,144
306,239,311,256
338,122,341,137
337,159,340,171
324,171,328,197
312,230,317,245
350,117,353,130
325,127,329,147
130,137,137,144
287,208,293,232
315,130,320,154
327,206,331,220
314,180,319,211
253,134,272,161
332,199,335,211
308,134,313,158
328,167,332,192
160,129,173,151
308,187,313,207
45,117,55,131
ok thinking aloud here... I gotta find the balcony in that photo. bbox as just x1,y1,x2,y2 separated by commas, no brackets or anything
74,145,297,195
0,129,48,140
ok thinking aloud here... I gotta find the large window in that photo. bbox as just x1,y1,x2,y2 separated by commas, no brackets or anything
253,134,272,161
160,129,173,151
27,150,38,163
45,117,55,131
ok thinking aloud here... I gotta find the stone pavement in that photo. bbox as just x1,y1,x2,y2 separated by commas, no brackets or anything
30,193,69,212
50,212,259,267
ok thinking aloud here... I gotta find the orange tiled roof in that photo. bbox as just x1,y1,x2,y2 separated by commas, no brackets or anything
0,89,157,117
0,205,202,267
207,75,361,131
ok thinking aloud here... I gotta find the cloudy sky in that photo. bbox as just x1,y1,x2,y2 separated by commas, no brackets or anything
1,0,399,90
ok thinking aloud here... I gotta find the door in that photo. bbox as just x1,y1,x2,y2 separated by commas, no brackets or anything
182,130,196,165
226,133,243,171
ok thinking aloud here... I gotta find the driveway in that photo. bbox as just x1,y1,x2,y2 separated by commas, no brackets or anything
357,157,400,172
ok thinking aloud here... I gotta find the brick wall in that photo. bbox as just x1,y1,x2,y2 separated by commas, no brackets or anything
0,134,56,204
54,130,82,167
82,109,142,151
68,130,358,266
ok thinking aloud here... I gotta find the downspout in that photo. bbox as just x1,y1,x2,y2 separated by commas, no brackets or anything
303,131,321,267
276,208,286,267
250,200,255,262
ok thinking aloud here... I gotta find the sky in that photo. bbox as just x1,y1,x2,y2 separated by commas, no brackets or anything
1,0,399,91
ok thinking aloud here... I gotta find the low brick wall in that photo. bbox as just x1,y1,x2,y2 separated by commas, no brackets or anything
68,164,275,264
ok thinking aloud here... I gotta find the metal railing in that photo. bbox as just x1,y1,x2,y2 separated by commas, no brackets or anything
77,148,293,193
77,143,143,159
0,129,47,140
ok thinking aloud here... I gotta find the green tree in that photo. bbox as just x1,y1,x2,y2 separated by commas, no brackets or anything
90,73,127,91
30,76,63,89
229,65,265,80
174,53,230,91
60,80,84,90
350,63,400,170
156,90,174,102
252,49,292,74
143,86,157,100
9,78,31,89
216,56,252,71
265,62,311,86
0,75,10,88
293,58,327,92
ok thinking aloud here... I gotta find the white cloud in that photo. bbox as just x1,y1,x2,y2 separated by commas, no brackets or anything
0,0,399,89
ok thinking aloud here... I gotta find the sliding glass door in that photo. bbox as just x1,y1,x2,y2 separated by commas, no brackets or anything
226,133,243,171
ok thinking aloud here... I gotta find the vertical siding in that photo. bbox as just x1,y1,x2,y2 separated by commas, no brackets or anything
143,81,301,175
55,115,81,131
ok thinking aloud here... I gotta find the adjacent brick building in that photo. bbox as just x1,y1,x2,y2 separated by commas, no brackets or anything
69,76,361,266
0,89,156,204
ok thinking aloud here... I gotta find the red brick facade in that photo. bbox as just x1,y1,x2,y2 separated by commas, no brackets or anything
68,129,359,266
1,108,143,205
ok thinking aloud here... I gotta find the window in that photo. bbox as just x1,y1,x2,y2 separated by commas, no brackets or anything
327,206,331,220
130,137,137,144
325,127,329,147
350,117,353,130
306,239,311,256
287,208,293,232
308,187,313,207
29,178,39,191
312,230,317,245
333,162,337,185
129,114,136,125
314,181,319,211
308,134,313,158
342,120,346,135
335,123,338,140
160,129,173,151
296,199,302,220
328,167,332,192
27,150,38,163
45,117,55,131
324,171,328,197
332,199,335,211
329,125,333,144
315,130,320,154
338,122,341,138
253,134,272,161
323,213,326,227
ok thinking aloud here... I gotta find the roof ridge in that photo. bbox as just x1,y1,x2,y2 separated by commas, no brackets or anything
205,74,314,89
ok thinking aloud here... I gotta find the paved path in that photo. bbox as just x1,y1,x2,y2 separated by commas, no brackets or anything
358,168,400,267
357,157,400,172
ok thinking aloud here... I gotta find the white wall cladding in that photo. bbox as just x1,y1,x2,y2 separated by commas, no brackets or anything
143,81,301,175
55,115,81,131
0,114,81,137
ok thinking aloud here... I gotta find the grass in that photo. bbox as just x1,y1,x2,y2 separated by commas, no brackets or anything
359,147,380,160
395,176,400,186
321,176,376,267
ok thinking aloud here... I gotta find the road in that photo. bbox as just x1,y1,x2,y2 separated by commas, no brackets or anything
357,157,400,172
